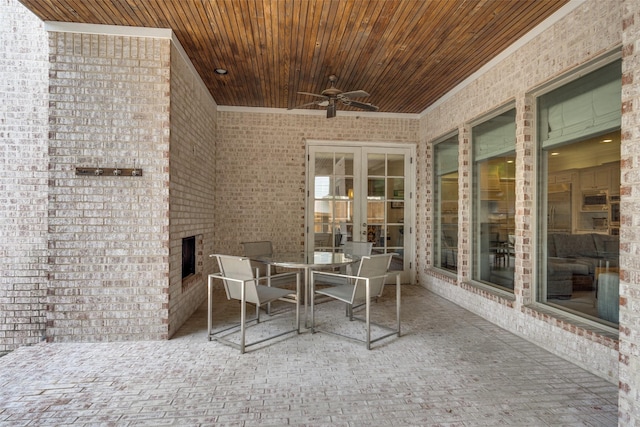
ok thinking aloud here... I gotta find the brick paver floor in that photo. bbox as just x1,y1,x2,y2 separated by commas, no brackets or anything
0,285,618,426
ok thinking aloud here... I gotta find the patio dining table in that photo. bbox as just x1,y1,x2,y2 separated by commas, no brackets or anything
252,251,355,327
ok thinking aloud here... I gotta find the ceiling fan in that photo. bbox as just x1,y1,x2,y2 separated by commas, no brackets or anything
290,75,379,118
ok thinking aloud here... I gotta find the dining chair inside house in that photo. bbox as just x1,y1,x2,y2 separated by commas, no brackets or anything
310,253,401,349
207,254,301,353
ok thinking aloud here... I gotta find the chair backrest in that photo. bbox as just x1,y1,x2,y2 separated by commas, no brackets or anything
343,241,373,257
241,241,273,276
351,253,393,302
215,254,260,304
241,241,273,257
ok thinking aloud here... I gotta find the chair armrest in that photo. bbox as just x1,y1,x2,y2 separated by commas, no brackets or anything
311,270,388,282
255,271,299,283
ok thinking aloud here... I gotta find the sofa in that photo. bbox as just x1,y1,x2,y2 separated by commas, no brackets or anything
547,233,619,298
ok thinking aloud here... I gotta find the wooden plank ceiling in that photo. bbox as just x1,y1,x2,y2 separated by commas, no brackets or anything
19,0,569,115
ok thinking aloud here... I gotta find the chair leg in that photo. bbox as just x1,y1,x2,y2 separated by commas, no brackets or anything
310,281,315,333
396,273,401,337
365,280,371,350
207,275,214,341
240,284,246,354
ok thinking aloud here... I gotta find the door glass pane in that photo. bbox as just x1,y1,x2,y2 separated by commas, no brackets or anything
368,154,385,175
388,154,404,176
313,151,354,250
315,153,333,175
368,178,385,198
366,152,406,270
336,153,353,175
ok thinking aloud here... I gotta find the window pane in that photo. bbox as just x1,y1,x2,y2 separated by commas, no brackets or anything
434,135,459,272
539,130,621,325
473,108,516,291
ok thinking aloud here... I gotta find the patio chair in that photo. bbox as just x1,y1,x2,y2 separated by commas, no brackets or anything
241,240,292,313
310,253,401,349
208,254,301,353
241,240,277,276
314,241,373,287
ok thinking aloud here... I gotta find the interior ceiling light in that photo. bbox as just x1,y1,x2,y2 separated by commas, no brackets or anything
214,68,228,75
601,139,613,143
551,152,560,156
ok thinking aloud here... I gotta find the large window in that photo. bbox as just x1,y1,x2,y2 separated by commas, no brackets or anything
434,134,459,271
472,108,516,291
538,58,621,326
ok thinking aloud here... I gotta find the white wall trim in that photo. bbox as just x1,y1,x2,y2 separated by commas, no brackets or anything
44,21,172,38
218,105,418,120
420,0,587,118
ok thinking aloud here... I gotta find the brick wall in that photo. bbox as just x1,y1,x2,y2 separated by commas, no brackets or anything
167,43,216,337
619,0,640,423
0,0,49,353
418,0,622,383
214,112,418,256
47,31,172,341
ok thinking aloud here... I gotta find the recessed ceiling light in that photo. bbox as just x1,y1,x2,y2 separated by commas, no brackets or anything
601,139,613,143
214,68,228,75
551,152,560,156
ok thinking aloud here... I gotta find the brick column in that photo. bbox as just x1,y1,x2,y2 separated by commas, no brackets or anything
619,0,640,423
0,0,49,352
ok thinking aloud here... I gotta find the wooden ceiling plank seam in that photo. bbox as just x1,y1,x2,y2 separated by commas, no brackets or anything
261,0,278,107
347,0,415,85
302,0,326,96
186,0,223,83
238,0,266,106
103,0,143,27
329,0,379,94
232,0,264,106
345,0,429,108
198,0,245,105
295,0,327,102
379,0,535,111
287,0,312,108
364,0,454,111
338,0,400,112
274,0,291,108
19,0,65,21
308,0,341,94
176,1,217,92
200,0,237,90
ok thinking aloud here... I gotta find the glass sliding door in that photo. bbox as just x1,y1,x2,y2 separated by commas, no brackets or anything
308,143,414,283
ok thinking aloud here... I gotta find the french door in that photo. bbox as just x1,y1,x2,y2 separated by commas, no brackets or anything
307,142,414,283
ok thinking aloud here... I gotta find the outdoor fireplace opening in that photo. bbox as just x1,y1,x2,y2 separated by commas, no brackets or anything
182,236,196,279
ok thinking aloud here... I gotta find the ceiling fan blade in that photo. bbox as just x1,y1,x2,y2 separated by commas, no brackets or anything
346,100,379,112
327,102,337,118
338,90,370,98
297,91,328,99
288,100,326,110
